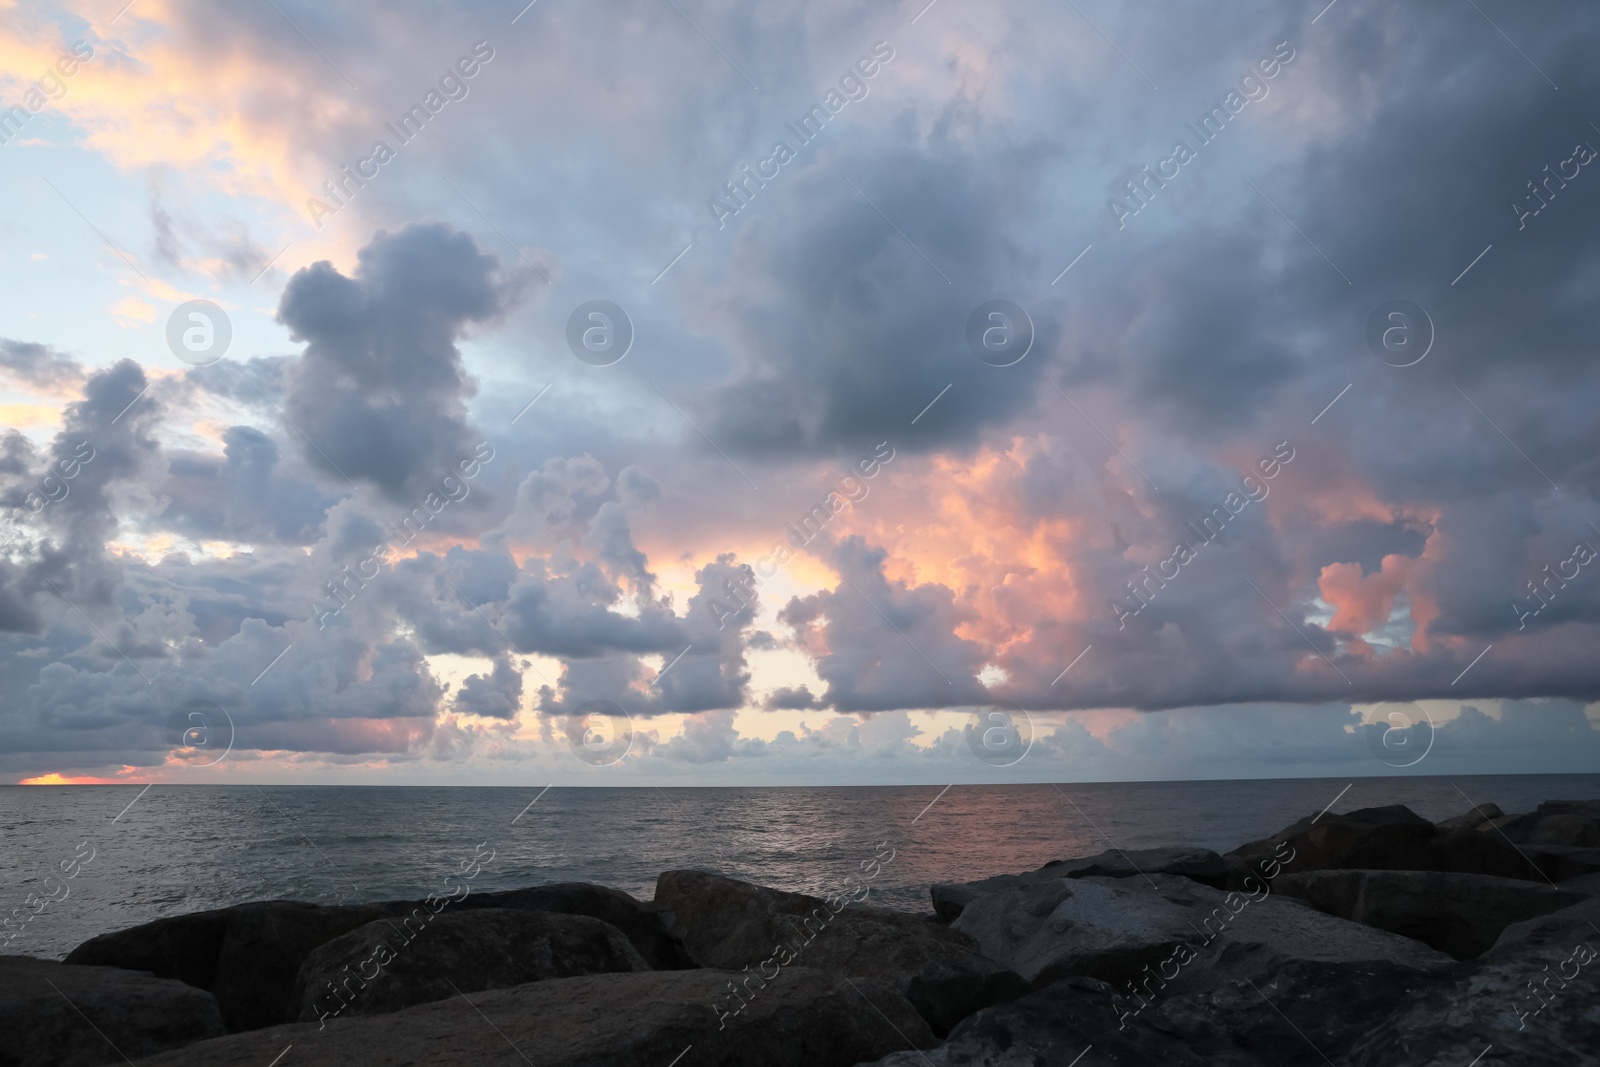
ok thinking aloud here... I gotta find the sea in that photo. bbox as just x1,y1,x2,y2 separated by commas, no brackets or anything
3,774,1597,961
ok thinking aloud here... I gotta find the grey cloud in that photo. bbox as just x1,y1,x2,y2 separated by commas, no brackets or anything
276,223,529,501
160,426,339,545
454,655,524,720
778,536,988,712
0,339,83,390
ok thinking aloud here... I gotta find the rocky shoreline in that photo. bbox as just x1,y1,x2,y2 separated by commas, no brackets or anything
5,797,1599,1066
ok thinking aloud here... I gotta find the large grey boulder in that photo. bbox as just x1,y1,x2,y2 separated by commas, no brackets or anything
949,873,1453,989
0,955,225,1067
1275,868,1590,959
931,847,1235,921
130,969,935,1066
652,869,1026,1034
290,908,651,1022
1341,895,1600,1065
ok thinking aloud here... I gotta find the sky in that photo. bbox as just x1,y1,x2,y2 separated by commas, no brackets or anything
1,0,1598,786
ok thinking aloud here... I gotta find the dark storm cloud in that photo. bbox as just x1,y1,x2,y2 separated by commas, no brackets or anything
694,142,1055,459
276,223,530,501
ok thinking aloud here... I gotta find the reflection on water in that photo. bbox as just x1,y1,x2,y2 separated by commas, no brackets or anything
2,774,1596,959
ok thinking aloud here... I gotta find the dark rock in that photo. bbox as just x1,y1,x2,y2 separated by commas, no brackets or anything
64,909,230,992
1226,803,1577,882
652,870,1024,1035
67,882,680,1033
1274,869,1589,959
1061,847,1236,890
208,901,415,1032
128,969,935,1067
653,868,837,967
1519,844,1600,880
1485,801,1600,847
652,871,978,973
861,959,1443,1067
459,881,686,969
1558,871,1600,894
289,908,650,1021
68,900,408,1033
901,956,1031,1039
1224,805,1437,876
1436,802,1502,831
0,955,225,1067
949,873,1453,989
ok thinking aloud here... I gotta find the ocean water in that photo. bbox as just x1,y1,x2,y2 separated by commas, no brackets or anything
2,774,1597,961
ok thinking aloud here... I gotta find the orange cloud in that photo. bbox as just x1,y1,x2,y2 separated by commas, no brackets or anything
19,766,143,784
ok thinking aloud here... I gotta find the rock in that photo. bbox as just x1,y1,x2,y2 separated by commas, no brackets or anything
0,955,225,1067
900,956,1031,1039
1224,805,1438,876
1058,847,1236,890
949,873,1454,989
1226,803,1572,882
208,901,417,1032
129,969,935,1067
652,870,1025,1035
69,900,408,1032
1341,895,1600,1064
860,960,1442,1067
68,882,681,1033
1518,844,1600,880
1558,871,1600,894
1485,800,1600,848
1275,869,1590,959
653,868,839,967
64,909,231,993
931,848,1235,921
459,881,685,969
289,908,651,1021
1436,803,1502,831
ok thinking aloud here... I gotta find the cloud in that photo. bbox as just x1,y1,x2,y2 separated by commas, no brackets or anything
779,536,989,711
276,223,532,501
0,339,84,392
453,655,524,720
4,1,1600,783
